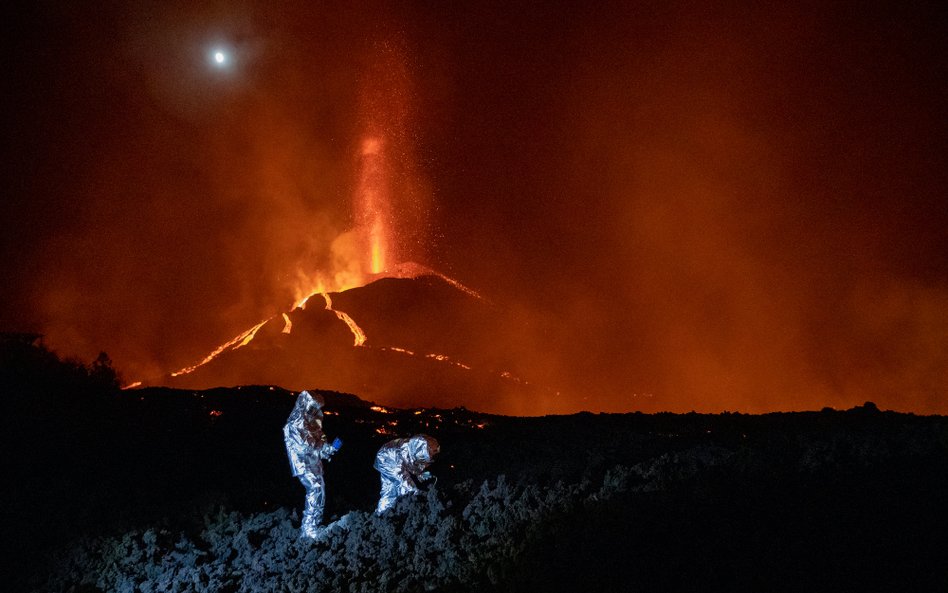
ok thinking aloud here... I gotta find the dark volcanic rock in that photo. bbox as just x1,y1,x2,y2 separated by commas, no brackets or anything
4,343,946,592
6,381,947,593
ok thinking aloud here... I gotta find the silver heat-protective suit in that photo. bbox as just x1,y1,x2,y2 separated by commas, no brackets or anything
283,390,337,538
373,434,440,514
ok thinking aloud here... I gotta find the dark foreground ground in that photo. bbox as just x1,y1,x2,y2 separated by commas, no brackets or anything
2,339,947,592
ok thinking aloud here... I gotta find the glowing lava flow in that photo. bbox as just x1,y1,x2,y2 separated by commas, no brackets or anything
425,352,472,371
376,343,561,399
162,269,476,383
295,292,316,310
170,318,270,377
369,262,486,302
377,347,478,374
149,271,560,404
430,272,484,302
321,293,367,347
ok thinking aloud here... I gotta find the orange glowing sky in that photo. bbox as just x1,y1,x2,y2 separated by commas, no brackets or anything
1,1,946,414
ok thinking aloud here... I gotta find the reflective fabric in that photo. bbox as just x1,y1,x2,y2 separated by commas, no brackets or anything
283,391,337,537
373,435,440,514
298,472,326,538
284,391,335,476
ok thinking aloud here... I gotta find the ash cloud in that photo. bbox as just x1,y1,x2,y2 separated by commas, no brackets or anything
2,1,946,413
428,2,948,414
2,2,383,378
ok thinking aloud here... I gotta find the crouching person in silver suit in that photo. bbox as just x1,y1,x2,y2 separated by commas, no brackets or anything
283,390,341,539
374,434,440,514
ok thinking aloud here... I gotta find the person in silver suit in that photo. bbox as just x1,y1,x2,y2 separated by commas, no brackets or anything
373,434,440,514
283,390,340,538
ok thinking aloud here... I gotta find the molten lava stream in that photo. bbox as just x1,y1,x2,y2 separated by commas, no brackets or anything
170,318,270,377
321,293,367,347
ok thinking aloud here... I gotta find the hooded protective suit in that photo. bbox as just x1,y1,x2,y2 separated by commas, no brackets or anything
373,434,440,514
283,391,338,538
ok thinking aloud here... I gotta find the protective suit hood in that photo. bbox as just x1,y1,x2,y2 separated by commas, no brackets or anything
407,434,439,465
300,390,324,411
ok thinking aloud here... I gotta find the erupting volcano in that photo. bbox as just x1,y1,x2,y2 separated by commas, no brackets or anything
153,114,523,410
6,6,948,588
149,108,530,412
7,2,946,417
164,128,415,388
152,269,545,415
140,38,546,415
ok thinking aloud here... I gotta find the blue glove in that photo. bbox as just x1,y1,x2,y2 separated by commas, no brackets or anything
332,437,343,450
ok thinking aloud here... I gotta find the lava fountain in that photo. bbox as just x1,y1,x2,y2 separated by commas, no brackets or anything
357,136,393,276
164,37,433,382
289,37,421,306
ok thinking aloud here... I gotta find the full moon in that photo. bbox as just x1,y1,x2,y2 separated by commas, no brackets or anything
207,46,232,69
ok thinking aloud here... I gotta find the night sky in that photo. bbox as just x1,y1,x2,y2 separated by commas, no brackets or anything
2,1,946,413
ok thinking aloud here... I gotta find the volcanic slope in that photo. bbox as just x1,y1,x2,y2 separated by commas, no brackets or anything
157,274,550,414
